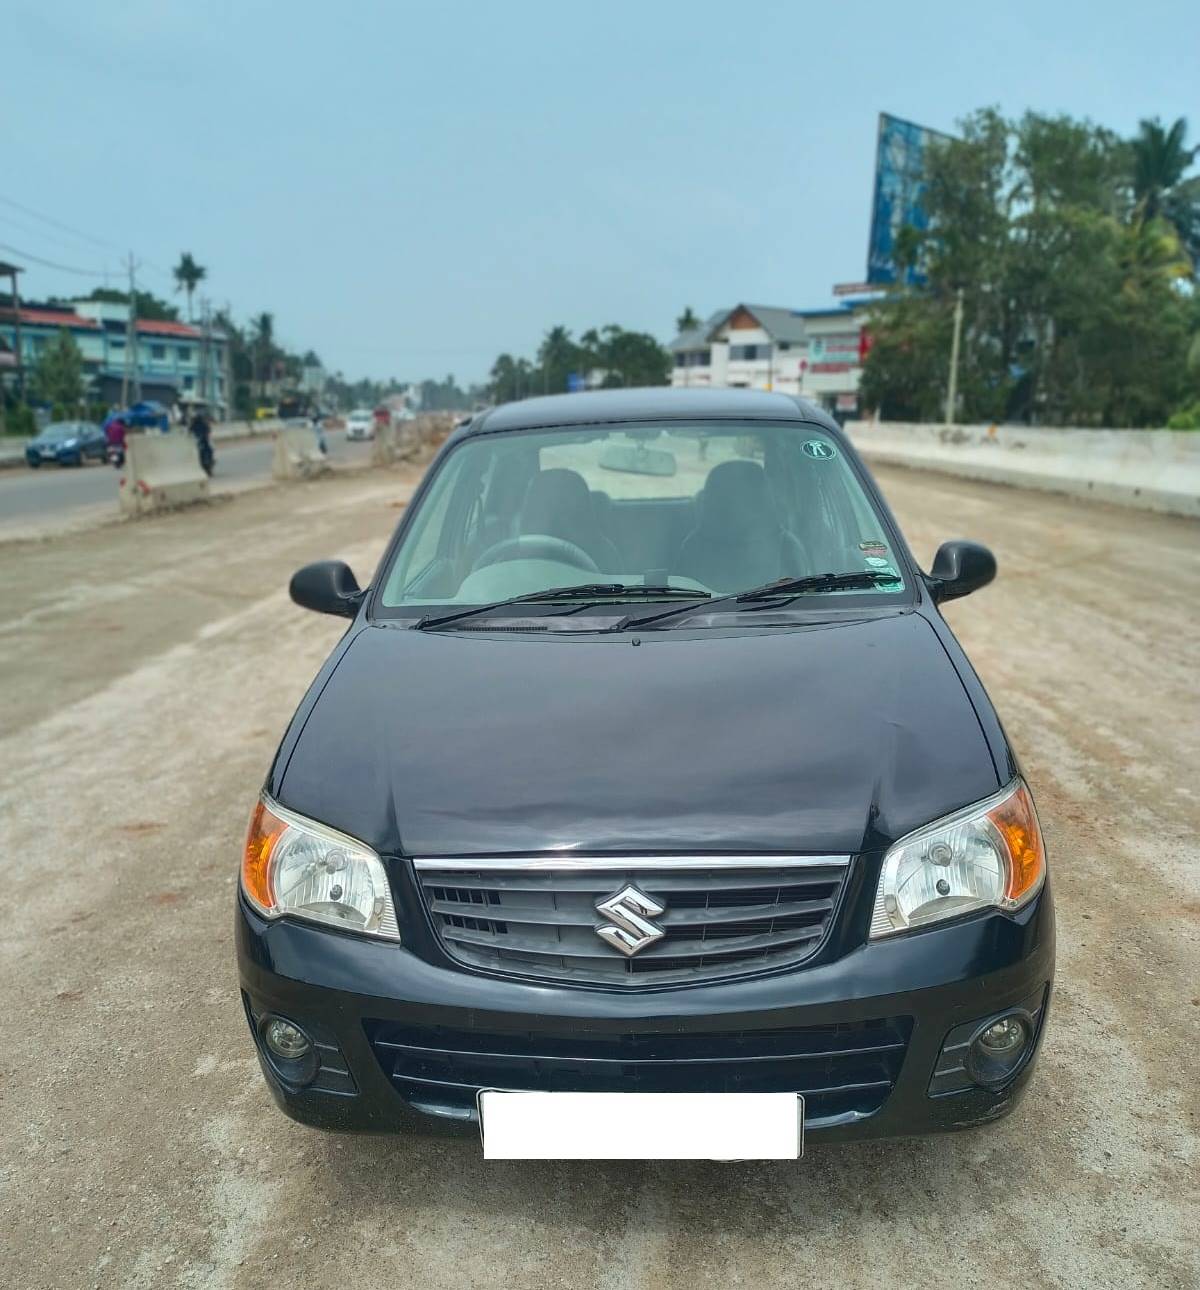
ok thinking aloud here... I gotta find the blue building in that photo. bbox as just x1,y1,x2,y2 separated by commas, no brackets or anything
0,296,229,416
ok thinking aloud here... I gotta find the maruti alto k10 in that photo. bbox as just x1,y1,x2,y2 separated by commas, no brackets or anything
237,388,1053,1159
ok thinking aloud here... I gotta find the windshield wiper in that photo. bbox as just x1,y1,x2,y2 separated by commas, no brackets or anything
737,570,903,601
623,570,903,630
413,583,710,630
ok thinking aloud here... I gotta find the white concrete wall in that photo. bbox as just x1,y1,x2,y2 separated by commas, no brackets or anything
845,420,1200,518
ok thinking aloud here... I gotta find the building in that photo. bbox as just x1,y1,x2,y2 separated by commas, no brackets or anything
0,295,229,417
669,301,871,418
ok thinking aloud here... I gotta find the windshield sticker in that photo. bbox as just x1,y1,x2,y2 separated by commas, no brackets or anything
802,439,836,460
860,540,887,555
864,555,892,568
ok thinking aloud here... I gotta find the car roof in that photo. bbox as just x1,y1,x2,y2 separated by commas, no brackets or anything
465,387,838,437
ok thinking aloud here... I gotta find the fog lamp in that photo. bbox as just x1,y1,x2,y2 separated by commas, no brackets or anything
978,1017,1025,1054
263,1017,312,1060
967,1012,1031,1087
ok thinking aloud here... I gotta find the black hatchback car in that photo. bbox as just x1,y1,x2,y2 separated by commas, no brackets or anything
237,388,1053,1157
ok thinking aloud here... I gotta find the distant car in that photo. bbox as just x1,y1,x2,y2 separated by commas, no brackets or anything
345,409,375,441
255,407,278,421
25,421,107,468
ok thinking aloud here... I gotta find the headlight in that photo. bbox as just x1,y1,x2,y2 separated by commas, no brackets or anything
241,796,400,940
870,779,1045,937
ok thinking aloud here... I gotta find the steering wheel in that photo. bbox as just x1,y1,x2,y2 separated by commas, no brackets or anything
472,534,600,573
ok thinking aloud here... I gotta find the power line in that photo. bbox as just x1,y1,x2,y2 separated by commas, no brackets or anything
0,240,110,278
0,192,123,253
0,211,118,264
0,194,178,284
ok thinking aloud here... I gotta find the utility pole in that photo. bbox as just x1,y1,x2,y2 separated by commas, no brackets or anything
121,253,140,406
944,286,964,426
223,300,233,423
198,297,211,409
7,261,26,403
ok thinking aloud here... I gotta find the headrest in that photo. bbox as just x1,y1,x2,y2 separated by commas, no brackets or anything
698,460,772,530
521,468,594,535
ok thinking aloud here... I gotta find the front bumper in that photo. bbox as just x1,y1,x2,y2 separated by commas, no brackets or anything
235,883,1054,1144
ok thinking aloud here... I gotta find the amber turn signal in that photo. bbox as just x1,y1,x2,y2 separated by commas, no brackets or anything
242,798,288,914
986,780,1046,906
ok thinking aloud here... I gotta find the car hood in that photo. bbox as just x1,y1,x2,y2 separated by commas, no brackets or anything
277,613,1000,857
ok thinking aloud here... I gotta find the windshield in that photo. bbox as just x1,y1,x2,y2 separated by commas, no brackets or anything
377,420,906,611
40,423,84,441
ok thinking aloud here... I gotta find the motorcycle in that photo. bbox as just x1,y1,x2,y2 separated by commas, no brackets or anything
106,443,125,468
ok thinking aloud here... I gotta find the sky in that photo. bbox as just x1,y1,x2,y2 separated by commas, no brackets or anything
4,0,1198,386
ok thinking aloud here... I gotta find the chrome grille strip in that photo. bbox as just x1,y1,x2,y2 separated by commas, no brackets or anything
414,855,851,987
415,855,850,871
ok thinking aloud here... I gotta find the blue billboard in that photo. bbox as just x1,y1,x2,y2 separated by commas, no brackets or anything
866,112,950,286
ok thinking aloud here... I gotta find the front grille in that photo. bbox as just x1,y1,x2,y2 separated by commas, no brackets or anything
414,858,849,987
367,1016,911,1126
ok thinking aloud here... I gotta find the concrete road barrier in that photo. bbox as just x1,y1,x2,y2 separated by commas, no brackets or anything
371,421,398,466
846,420,1200,519
118,432,209,517
272,425,331,481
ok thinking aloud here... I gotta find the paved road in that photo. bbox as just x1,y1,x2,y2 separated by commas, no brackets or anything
1,463,1196,1289
0,431,373,529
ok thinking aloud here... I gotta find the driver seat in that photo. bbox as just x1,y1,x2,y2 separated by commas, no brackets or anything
519,469,622,572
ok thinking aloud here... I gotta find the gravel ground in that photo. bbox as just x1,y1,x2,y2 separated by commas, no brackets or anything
0,461,1196,1289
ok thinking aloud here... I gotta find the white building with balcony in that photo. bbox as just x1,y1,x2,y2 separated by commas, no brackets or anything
669,302,869,417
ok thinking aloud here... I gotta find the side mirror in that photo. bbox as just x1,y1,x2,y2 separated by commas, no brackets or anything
289,560,364,618
928,540,996,603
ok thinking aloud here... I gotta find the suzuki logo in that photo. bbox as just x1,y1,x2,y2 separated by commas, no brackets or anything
594,884,666,957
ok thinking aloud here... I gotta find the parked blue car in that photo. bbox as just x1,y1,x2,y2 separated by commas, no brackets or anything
25,421,108,468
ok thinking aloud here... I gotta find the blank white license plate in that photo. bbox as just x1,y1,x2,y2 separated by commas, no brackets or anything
478,1091,803,1160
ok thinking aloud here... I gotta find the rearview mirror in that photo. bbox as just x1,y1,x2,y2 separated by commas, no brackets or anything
928,541,996,603
289,560,364,618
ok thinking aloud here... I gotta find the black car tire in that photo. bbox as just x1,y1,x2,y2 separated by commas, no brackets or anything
28,458,41,469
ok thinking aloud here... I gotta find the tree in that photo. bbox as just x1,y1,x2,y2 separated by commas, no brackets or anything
76,287,179,322
1130,117,1200,268
579,324,670,389
489,353,520,403
860,108,1197,427
32,329,84,409
536,325,579,394
250,312,275,400
675,307,701,333
489,323,669,403
172,252,207,321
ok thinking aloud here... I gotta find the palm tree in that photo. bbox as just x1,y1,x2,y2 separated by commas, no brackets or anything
172,252,207,321
537,325,577,393
250,312,275,401
489,353,519,403
1130,117,1200,267
675,307,701,334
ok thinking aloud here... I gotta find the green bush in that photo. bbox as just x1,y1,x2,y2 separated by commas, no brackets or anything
1166,402,1200,430
4,404,37,437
